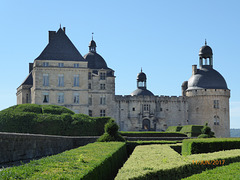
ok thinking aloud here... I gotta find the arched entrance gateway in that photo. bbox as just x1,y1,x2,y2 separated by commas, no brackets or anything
142,119,150,130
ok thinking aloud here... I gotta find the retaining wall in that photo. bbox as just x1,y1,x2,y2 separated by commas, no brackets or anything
0,132,98,164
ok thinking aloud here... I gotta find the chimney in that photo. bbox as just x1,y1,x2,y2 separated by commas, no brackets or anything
192,65,197,75
29,63,33,73
63,27,66,33
48,31,56,43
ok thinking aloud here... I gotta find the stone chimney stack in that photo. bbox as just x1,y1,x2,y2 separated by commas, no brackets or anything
63,27,66,33
192,65,197,75
48,31,56,43
29,63,33,73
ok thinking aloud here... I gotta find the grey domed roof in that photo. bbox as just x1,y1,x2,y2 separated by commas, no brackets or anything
131,88,154,96
187,65,228,90
137,71,146,82
84,52,108,69
199,45,213,59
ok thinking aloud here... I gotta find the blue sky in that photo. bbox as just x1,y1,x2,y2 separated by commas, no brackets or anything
0,1,239,128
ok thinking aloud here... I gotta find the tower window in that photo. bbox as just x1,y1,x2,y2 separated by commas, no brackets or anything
58,63,64,67
73,75,79,87
57,93,64,103
88,72,92,80
143,104,150,111
88,83,92,89
43,74,49,86
43,92,49,103
88,96,92,105
58,74,64,87
100,72,106,80
214,115,220,125
214,100,219,109
100,96,106,105
89,110,92,117
100,109,106,117
132,107,135,111
100,84,106,90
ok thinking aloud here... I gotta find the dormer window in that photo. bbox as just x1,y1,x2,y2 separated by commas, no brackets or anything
43,62,49,67
58,63,64,67
100,72,106,80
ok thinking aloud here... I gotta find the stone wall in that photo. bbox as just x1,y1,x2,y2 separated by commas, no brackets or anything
0,132,98,164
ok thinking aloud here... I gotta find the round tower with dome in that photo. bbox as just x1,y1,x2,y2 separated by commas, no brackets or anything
184,41,230,137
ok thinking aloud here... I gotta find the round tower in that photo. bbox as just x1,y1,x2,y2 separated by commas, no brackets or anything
186,42,230,137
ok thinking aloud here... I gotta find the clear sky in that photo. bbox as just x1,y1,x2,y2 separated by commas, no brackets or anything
0,1,239,128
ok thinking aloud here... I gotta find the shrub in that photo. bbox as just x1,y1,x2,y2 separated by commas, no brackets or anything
180,125,204,137
166,126,183,132
197,123,215,138
0,142,128,180
119,131,187,137
98,120,125,142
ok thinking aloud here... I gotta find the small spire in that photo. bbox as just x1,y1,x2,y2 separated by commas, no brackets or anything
60,24,61,29
92,32,94,40
205,39,207,45
141,67,142,72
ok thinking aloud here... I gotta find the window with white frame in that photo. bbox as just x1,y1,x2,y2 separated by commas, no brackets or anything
73,75,79,87
100,84,105,90
214,100,219,109
74,63,79,68
100,72,106,80
57,93,64,103
100,96,106,105
43,62,49,67
43,92,49,103
73,93,79,104
214,115,220,125
100,109,106,117
58,63,64,67
58,74,64,87
43,74,49,86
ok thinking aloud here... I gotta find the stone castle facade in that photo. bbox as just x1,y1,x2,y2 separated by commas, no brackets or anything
17,27,230,137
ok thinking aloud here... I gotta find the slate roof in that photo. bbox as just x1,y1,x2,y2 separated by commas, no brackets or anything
84,52,108,69
20,71,33,86
35,28,85,61
187,65,228,90
131,87,154,96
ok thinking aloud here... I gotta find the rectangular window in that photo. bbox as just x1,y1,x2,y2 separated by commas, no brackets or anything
88,83,92,89
73,93,79,104
89,110,92,117
74,63,79,68
43,62,49,67
100,84,105,90
58,63,64,67
100,109,106,117
43,92,49,103
57,93,64,103
43,74,49,86
214,100,219,109
100,72,106,80
58,74,64,87
88,72,92,80
100,96,106,105
143,104,150,111
73,75,79,87
88,96,92,105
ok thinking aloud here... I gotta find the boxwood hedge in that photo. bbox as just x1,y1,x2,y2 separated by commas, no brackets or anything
0,104,110,136
0,142,127,180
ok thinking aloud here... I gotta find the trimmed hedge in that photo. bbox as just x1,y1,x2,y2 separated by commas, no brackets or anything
0,142,127,180
0,104,109,136
166,126,182,132
119,131,187,137
182,138,240,155
180,125,204,137
115,144,240,180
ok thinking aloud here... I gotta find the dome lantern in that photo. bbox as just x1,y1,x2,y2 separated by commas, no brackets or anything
137,68,147,89
89,33,97,52
199,40,213,68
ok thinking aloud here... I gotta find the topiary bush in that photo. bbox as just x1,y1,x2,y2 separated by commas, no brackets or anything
98,119,125,142
198,123,215,138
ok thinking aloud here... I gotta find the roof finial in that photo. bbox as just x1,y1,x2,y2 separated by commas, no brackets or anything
60,24,61,29
141,67,142,72
92,32,94,40
205,39,207,46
